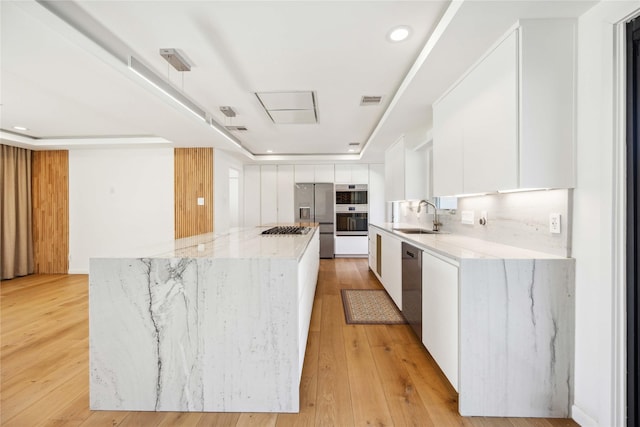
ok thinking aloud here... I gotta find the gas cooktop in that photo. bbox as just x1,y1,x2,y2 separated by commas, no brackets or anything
261,226,311,235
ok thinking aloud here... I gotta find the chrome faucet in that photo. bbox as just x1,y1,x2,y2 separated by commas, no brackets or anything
418,200,442,232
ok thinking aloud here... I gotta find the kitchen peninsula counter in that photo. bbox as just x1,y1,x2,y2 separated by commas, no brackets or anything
89,226,320,413
369,223,574,418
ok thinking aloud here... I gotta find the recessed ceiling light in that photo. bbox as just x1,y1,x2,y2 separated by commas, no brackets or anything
13,126,28,131
266,149,273,153
388,26,411,42
348,149,356,153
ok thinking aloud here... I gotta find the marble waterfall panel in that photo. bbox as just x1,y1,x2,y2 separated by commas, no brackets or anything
458,258,575,417
90,257,207,411
90,256,302,412
202,259,299,412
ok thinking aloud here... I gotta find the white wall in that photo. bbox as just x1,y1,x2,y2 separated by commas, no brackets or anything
68,148,174,273
214,149,244,234
573,2,639,426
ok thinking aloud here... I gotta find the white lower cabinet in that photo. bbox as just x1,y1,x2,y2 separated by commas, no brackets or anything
422,250,459,391
335,236,368,256
369,226,402,308
380,231,402,308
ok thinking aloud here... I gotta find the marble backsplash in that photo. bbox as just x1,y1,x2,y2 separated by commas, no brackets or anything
390,189,572,257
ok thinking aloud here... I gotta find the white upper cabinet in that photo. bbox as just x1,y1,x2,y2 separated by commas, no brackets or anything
433,87,464,197
518,20,576,189
462,31,517,194
433,19,576,196
368,164,385,224
334,164,369,184
314,164,335,183
294,164,335,183
385,135,428,201
294,165,314,183
385,137,406,201
351,164,369,184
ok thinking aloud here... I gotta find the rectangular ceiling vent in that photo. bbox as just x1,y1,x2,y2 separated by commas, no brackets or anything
348,142,360,146
225,125,248,132
360,95,383,106
255,91,318,124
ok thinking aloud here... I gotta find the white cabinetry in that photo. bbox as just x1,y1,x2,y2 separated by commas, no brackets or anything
422,250,459,391
334,164,369,184
314,164,335,183
385,136,428,201
260,165,278,225
335,236,368,256
368,226,402,308
294,164,335,183
368,164,385,224
294,165,314,183
463,31,517,194
434,31,517,196
277,165,294,223
433,19,576,196
243,165,261,227
385,138,405,201
245,164,294,226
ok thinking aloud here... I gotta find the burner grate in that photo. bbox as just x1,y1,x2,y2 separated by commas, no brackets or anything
261,226,310,235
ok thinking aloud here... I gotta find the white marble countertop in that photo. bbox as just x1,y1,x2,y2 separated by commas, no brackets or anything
370,222,569,261
95,226,318,260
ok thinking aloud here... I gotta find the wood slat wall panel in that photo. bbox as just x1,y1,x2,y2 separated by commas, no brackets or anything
174,148,214,239
31,150,69,274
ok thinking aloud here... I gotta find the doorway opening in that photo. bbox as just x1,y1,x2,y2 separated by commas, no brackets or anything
626,16,640,427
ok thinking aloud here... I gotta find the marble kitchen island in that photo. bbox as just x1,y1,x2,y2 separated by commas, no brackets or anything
89,226,320,413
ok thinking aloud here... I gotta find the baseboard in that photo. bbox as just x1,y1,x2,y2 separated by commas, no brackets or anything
67,268,89,275
572,405,599,427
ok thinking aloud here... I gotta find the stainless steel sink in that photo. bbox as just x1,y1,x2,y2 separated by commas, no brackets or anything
393,227,441,235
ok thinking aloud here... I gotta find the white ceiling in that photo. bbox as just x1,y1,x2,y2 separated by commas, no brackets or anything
0,0,597,163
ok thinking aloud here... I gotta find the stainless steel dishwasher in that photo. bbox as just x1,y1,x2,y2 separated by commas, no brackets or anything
402,242,422,339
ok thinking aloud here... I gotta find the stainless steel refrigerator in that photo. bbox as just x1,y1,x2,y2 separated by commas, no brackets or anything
294,183,334,259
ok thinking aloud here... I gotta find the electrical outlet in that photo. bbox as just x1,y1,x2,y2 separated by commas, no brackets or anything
461,210,474,225
549,213,561,234
479,211,488,226
197,197,205,206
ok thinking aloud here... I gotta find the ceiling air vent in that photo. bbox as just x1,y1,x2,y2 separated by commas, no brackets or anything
348,142,360,146
225,125,248,132
360,95,383,106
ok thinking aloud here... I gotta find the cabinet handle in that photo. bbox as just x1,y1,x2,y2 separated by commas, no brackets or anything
406,251,415,258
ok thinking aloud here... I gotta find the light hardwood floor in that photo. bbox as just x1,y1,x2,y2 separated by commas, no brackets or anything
1,259,578,427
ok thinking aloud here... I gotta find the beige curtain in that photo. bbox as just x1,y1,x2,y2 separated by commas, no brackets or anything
1,144,34,280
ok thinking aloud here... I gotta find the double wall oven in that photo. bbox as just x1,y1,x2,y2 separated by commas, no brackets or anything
335,184,368,236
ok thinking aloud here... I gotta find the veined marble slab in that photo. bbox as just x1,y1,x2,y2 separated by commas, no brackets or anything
90,227,319,413
459,258,575,417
